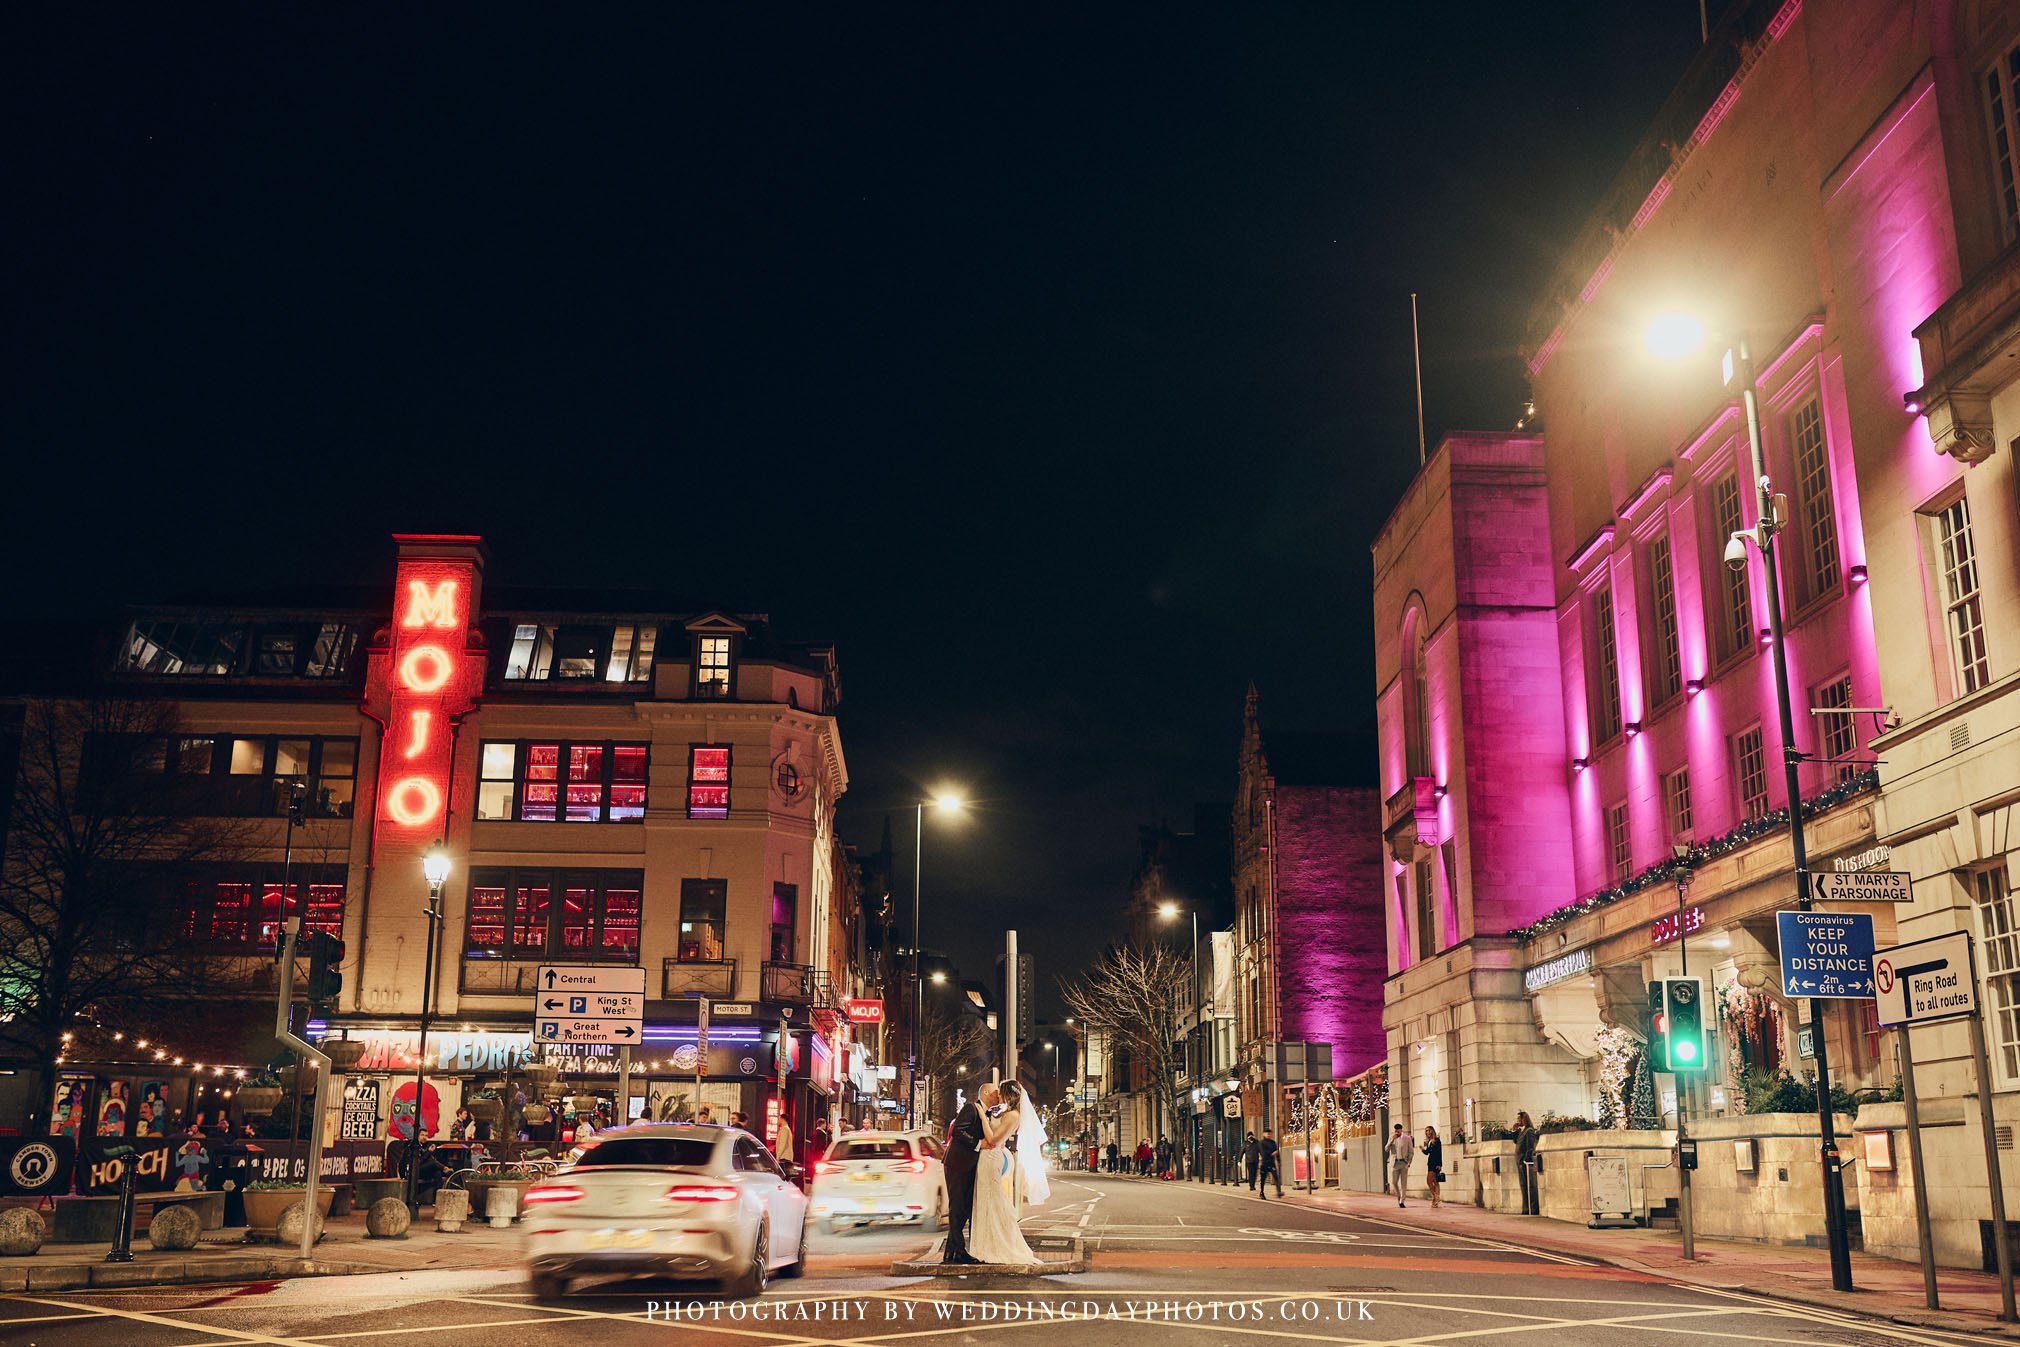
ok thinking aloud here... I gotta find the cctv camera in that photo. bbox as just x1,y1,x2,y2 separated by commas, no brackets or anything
1724,534,1749,573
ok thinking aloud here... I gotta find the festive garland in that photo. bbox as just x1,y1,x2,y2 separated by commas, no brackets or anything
1594,1025,1637,1130
1510,769,1879,942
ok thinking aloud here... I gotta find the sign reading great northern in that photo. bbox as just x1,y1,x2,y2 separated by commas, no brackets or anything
533,965,647,1045
1776,910,1877,999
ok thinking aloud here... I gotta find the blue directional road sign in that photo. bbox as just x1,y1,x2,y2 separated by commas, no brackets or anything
1777,910,1877,999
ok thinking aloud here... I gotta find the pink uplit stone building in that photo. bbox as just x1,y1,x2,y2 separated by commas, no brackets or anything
1370,0,2015,1184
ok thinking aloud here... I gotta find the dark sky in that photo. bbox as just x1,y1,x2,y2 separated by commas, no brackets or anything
5,5,1714,1008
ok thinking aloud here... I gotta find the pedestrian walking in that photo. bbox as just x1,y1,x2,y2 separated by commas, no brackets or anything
1135,1139,1153,1176
1422,1125,1444,1208
1154,1134,1172,1180
1255,1130,1282,1197
1385,1123,1416,1207
1242,1132,1259,1190
1514,1111,1541,1215
1105,1141,1119,1173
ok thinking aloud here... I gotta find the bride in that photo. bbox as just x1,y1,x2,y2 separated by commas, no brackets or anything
967,1080,1050,1264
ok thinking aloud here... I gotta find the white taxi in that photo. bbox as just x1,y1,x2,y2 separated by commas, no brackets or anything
809,1129,947,1233
521,1125,807,1299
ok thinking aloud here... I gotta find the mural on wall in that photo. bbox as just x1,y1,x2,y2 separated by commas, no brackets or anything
388,1080,442,1140
48,1074,89,1137
138,1081,170,1135
95,1080,130,1136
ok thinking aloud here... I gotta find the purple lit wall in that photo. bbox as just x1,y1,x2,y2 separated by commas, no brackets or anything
1272,785,1386,1076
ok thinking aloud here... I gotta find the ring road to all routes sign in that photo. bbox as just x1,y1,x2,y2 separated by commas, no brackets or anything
1873,931,1979,1028
1808,870,1913,904
533,965,647,1045
1776,911,1876,999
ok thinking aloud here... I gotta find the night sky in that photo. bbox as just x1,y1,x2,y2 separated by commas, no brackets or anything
5,5,1717,1007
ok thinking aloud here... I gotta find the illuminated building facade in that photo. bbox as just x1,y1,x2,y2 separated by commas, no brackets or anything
15,534,857,1162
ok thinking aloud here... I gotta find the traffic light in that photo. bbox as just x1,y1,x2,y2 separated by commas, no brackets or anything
1654,976,1707,1072
305,931,344,1006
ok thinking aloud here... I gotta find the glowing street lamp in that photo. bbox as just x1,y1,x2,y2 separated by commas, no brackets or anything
1645,311,1853,1293
405,842,451,1215
908,791,965,1129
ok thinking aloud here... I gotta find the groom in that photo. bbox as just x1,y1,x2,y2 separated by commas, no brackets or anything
941,1082,998,1265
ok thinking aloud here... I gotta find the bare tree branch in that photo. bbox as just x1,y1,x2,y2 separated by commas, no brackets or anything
1058,940,1188,1144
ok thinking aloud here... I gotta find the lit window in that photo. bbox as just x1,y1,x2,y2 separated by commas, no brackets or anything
1976,867,2020,1080
305,623,358,678
1589,585,1621,744
1790,400,1840,598
607,625,658,683
505,624,555,680
157,735,355,817
1647,535,1681,704
1934,496,1991,695
688,745,731,819
678,879,728,961
1663,768,1693,844
478,740,647,823
118,621,245,676
552,626,605,680
1709,473,1752,660
1813,676,1858,782
771,883,798,963
697,636,733,699
1733,726,1768,820
464,868,641,963
179,866,346,952
1413,858,1436,960
1607,802,1631,883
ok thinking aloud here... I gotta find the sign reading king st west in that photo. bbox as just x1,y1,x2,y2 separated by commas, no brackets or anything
532,965,647,1046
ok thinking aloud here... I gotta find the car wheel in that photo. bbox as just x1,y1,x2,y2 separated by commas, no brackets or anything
529,1272,569,1301
926,1190,944,1227
724,1219,769,1299
778,1213,809,1278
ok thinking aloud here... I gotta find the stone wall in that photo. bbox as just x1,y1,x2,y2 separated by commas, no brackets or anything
1855,1094,2020,1270
1684,1113,1857,1246
1275,785,1386,1076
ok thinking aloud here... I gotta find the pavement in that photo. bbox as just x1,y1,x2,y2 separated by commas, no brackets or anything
1120,1169,2020,1337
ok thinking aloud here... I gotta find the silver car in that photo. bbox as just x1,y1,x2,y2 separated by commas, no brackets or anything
521,1125,808,1299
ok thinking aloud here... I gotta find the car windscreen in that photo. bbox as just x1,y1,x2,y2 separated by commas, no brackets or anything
573,1137,718,1169
831,1139,911,1160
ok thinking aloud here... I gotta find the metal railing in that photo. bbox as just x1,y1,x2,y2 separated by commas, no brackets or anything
663,957,736,999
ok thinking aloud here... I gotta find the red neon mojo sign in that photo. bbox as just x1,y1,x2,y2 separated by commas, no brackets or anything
368,544,485,838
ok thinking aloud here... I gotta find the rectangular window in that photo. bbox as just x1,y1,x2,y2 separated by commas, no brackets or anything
1733,726,1768,820
474,741,647,824
1589,586,1622,744
463,868,641,963
1813,675,1858,782
305,623,359,679
118,621,246,676
505,624,554,680
688,745,731,819
1607,802,1631,884
150,735,356,817
179,866,345,953
770,883,798,963
1647,535,1682,704
678,879,728,961
606,624,658,684
1790,399,1840,599
1988,47,2020,239
1663,768,1693,844
1935,496,1992,695
1976,867,2020,1081
1413,858,1436,961
1709,472,1752,660
697,636,733,698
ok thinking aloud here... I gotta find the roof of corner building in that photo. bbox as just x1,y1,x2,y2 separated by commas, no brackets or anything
1260,729,1379,789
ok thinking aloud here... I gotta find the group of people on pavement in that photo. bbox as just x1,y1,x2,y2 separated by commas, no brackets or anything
1384,1124,1443,1207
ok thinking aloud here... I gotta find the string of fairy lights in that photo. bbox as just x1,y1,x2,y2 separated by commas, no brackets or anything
55,1023,257,1083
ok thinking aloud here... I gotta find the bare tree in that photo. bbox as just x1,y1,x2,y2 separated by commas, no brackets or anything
0,698,251,1130
918,998,994,1119
1059,940,1188,1146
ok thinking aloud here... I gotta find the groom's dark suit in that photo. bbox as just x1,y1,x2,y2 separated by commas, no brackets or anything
943,1099,986,1263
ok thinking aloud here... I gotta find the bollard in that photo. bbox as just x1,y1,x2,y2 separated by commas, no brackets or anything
105,1146,138,1264
485,1185,518,1228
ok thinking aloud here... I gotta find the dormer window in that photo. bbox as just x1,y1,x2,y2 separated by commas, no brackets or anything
696,635,734,699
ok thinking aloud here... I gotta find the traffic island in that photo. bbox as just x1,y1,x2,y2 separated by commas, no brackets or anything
891,1234,1087,1277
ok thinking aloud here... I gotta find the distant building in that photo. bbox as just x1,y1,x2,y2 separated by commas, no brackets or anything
1231,686,1385,1143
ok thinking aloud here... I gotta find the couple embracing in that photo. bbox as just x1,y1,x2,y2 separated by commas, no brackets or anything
942,1079,1050,1265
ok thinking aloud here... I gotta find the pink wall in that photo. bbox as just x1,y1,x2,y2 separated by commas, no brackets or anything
1273,785,1387,1075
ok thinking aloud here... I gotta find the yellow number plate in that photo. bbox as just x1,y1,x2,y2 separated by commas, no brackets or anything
848,1172,884,1183
587,1229,653,1250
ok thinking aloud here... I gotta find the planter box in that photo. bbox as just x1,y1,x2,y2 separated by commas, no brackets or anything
462,1178,535,1222
243,1187,335,1240
237,1088,284,1115
354,1178,407,1211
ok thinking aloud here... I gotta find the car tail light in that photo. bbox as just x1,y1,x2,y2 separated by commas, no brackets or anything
523,1186,585,1205
893,1159,926,1174
813,1160,833,1177
664,1183,739,1203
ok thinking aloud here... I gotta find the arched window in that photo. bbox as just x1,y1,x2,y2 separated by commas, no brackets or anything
1402,606,1430,780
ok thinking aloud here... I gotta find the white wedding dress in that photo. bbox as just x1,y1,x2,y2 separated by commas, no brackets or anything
967,1095,1049,1265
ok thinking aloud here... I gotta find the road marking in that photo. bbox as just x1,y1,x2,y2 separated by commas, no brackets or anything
17,1296,324,1347
438,1293,826,1345
1677,1284,1990,1347
1386,1305,1776,1346
0,1311,97,1324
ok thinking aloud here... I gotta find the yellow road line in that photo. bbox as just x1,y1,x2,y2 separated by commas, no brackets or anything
18,1295,324,1347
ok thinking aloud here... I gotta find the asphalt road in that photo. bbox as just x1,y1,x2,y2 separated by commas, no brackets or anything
0,1173,1991,1346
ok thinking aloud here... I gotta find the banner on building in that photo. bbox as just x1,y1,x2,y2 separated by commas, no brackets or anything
0,1137,74,1197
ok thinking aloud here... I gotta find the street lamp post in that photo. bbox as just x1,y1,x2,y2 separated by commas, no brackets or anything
406,844,451,1216
908,793,964,1130
1649,316,1855,1293
1158,901,1199,1179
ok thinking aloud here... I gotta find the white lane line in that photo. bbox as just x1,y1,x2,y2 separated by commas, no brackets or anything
0,1312,98,1324
17,1296,322,1347
1386,1306,1777,1346
442,1293,825,1345
1678,1283,1992,1347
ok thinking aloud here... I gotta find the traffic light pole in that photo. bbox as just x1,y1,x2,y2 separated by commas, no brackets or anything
1675,872,1695,1262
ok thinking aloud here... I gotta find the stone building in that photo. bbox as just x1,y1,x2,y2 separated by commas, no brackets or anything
1230,687,1386,1135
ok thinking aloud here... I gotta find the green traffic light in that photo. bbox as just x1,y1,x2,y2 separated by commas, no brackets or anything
1676,1040,1698,1062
